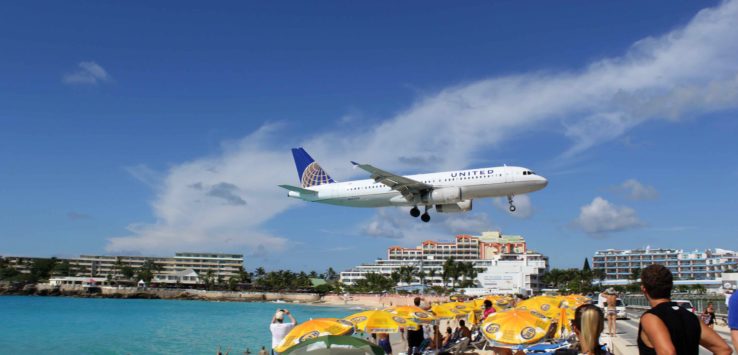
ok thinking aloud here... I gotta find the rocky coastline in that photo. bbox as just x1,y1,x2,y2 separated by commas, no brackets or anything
0,282,322,303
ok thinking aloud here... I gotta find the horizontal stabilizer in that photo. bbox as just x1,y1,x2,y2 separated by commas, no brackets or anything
278,184,318,194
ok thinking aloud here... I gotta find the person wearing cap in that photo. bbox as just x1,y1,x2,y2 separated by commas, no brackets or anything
599,288,618,338
270,309,297,354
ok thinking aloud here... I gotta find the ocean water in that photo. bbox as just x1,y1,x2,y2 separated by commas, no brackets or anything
0,296,356,354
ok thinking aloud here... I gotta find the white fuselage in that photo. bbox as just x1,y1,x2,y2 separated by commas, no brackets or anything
287,166,547,208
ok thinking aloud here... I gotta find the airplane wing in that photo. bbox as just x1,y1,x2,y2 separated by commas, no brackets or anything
351,161,431,201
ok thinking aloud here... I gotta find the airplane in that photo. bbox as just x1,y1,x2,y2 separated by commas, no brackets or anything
279,147,548,222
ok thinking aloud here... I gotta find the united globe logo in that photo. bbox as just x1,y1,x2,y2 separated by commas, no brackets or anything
392,316,406,324
520,327,536,340
301,162,332,187
350,316,367,323
485,323,500,334
540,304,550,311
414,312,430,318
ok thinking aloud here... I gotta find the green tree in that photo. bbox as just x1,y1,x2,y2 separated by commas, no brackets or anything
52,260,72,277
442,258,456,289
29,258,59,282
120,266,135,280
325,267,338,281
583,258,591,272
227,276,239,291
398,265,417,285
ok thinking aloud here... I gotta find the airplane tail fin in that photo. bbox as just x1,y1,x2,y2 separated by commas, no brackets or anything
291,147,336,188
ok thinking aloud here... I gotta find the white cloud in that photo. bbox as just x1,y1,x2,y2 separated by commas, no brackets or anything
107,125,294,254
493,194,534,218
62,61,111,85
616,179,659,200
573,197,643,235
109,1,738,254
360,207,496,244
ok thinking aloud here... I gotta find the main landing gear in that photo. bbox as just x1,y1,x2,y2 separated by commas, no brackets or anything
507,195,516,212
409,205,431,223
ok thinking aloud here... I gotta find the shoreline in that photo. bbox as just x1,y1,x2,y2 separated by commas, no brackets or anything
0,283,449,311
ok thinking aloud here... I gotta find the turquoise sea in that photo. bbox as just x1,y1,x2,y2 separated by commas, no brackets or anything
0,296,355,354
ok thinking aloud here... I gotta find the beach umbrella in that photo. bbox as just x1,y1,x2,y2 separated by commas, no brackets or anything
274,318,355,353
431,302,472,319
281,335,384,355
561,295,588,309
344,310,420,333
492,296,513,309
554,307,576,339
480,309,553,346
516,296,563,319
384,305,436,324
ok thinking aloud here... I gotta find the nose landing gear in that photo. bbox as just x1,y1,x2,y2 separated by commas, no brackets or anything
507,195,516,212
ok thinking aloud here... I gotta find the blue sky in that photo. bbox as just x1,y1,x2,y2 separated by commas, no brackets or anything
2,1,737,272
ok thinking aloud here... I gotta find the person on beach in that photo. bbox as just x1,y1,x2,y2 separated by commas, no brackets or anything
555,304,610,355
374,333,392,355
599,288,618,338
482,299,496,321
637,264,730,355
442,327,453,348
701,303,715,329
456,319,471,339
258,346,268,355
406,297,425,354
270,309,297,355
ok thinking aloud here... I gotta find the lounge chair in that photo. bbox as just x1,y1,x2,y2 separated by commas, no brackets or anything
445,337,470,355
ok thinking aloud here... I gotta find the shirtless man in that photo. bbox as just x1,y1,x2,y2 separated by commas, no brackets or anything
601,288,618,337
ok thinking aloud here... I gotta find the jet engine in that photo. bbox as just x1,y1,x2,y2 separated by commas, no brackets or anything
435,199,473,213
423,187,462,204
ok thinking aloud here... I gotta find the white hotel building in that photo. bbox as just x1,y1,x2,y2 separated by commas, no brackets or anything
3,252,244,285
340,231,549,293
592,247,738,284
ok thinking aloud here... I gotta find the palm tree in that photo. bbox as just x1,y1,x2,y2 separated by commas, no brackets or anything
389,271,401,287
325,267,338,281
442,258,456,288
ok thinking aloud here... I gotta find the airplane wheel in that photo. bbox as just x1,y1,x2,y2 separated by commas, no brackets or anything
421,213,431,222
509,205,516,212
410,207,420,218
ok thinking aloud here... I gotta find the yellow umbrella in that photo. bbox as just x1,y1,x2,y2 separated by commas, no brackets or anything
433,302,473,319
431,303,468,319
344,310,420,333
384,306,436,324
516,296,563,319
274,318,355,353
467,307,480,325
493,296,513,309
481,309,553,346
554,307,575,339
561,295,588,309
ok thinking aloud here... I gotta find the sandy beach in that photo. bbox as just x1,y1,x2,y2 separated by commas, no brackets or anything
320,293,451,309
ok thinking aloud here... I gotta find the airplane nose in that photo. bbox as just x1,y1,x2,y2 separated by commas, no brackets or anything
538,176,548,188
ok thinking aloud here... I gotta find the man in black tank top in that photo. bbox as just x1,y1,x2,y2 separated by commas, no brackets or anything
637,264,730,355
